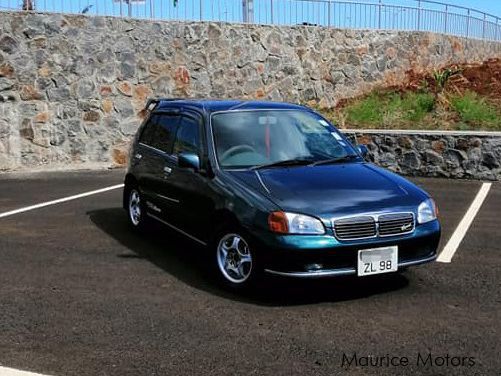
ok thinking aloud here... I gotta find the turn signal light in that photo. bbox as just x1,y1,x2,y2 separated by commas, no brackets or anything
268,211,289,234
434,200,440,218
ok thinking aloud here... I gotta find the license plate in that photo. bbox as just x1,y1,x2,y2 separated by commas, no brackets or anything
357,246,398,277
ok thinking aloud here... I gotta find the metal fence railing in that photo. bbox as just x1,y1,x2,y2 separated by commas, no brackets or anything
1,0,500,42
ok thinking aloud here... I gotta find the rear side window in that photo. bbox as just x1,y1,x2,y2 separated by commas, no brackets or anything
173,116,200,155
138,115,158,146
149,114,179,154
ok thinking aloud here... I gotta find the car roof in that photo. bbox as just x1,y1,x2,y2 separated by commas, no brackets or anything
154,99,309,113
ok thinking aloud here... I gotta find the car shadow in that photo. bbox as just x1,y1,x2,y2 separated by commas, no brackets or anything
87,207,410,307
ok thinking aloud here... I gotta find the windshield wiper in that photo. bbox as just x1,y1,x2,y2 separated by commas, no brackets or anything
250,158,315,170
310,154,360,166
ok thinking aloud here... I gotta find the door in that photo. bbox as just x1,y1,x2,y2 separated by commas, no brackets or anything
158,112,214,242
137,112,180,222
133,114,163,208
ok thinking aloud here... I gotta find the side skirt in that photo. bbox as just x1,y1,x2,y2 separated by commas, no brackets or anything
146,212,208,246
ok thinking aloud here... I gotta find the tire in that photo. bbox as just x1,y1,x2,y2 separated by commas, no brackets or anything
213,226,263,290
125,184,148,231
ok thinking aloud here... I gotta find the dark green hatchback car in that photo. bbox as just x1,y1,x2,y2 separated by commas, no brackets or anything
124,99,440,289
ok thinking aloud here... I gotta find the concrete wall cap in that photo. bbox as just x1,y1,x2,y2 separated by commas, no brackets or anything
341,129,501,137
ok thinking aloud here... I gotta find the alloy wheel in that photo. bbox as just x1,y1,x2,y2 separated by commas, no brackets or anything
217,233,253,284
128,189,142,226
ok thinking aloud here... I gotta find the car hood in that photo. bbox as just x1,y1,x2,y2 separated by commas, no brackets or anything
227,162,428,223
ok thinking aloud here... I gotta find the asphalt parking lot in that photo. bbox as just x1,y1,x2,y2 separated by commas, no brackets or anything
0,170,500,376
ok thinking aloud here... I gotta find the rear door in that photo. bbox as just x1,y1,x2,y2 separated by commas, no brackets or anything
134,114,162,207
137,112,180,221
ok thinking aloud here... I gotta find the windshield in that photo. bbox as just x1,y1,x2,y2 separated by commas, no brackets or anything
211,110,359,169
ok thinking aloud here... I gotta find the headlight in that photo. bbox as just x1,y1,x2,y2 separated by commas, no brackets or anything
417,198,438,224
268,211,325,234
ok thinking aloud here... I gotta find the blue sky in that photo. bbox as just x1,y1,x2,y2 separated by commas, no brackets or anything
380,1,500,16
384,1,499,14
424,1,500,16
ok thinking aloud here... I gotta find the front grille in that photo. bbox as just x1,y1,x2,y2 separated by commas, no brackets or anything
378,213,415,236
334,216,376,240
333,212,415,240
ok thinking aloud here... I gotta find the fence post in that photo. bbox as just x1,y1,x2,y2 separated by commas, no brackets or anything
482,14,487,39
378,0,382,29
150,0,153,19
327,0,331,28
417,0,421,30
270,0,274,24
200,0,203,21
496,18,499,41
466,9,470,38
444,5,448,34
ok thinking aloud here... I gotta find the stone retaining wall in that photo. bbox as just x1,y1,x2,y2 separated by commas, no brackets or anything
0,11,500,171
345,130,501,180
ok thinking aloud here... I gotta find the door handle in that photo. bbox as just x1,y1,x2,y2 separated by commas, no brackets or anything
163,166,172,176
134,153,142,160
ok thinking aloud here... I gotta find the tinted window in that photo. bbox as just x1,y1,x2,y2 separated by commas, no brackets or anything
150,114,179,154
138,115,157,145
173,116,200,155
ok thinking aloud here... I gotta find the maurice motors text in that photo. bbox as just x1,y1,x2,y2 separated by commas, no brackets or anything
341,353,476,368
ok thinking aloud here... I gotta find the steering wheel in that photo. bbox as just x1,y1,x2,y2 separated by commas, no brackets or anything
220,145,257,162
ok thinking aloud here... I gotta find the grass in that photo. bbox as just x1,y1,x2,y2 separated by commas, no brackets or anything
451,91,499,129
323,89,501,131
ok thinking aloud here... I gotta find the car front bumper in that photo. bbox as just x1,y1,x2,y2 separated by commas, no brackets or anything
264,254,437,278
252,220,440,278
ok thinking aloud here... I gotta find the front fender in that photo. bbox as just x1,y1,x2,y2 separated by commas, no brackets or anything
210,171,280,232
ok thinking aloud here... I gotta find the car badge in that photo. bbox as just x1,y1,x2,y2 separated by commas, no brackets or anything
401,223,412,231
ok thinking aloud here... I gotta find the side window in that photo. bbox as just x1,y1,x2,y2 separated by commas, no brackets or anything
138,115,158,146
150,114,179,154
173,116,200,155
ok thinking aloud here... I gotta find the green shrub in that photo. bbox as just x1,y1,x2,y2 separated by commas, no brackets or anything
330,88,500,131
433,68,461,92
345,94,385,126
451,91,499,126
344,91,435,128
401,92,435,122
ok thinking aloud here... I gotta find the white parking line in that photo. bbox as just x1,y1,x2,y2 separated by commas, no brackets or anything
0,366,53,376
0,184,124,219
437,182,492,263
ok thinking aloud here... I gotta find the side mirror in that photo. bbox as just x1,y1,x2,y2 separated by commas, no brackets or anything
178,152,200,171
356,145,369,159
